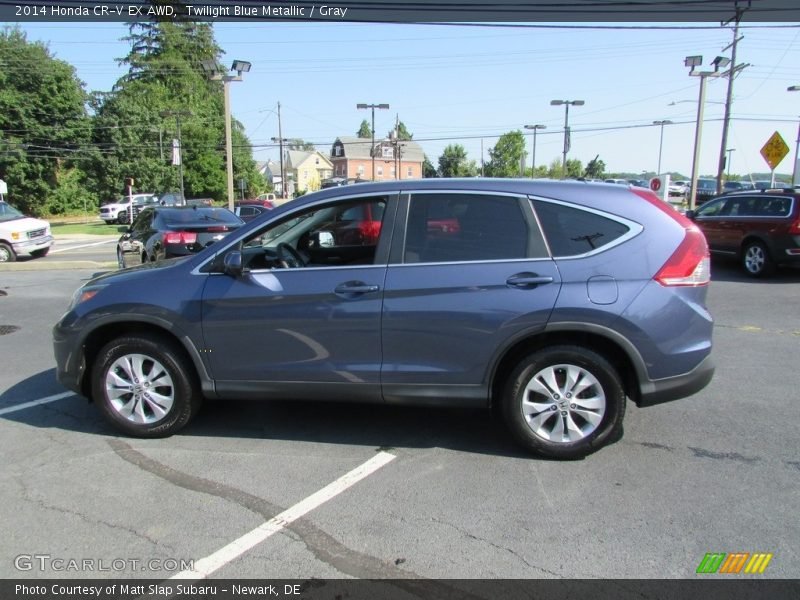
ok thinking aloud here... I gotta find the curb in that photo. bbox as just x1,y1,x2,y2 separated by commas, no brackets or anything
0,261,116,271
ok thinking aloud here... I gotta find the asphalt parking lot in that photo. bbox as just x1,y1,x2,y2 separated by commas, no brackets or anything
1,237,798,581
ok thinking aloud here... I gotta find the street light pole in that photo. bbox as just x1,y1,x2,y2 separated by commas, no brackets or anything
725,148,735,180
161,110,192,202
653,120,672,174
550,100,584,179
789,85,800,186
202,59,251,211
524,124,546,178
684,55,729,210
357,103,389,181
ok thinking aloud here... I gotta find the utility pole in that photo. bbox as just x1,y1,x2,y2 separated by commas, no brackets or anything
161,110,192,202
716,5,748,194
357,103,389,181
274,102,286,200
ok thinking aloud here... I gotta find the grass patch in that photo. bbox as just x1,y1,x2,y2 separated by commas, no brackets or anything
50,221,123,235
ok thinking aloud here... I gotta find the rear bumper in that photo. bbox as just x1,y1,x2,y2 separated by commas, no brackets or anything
636,354,715,407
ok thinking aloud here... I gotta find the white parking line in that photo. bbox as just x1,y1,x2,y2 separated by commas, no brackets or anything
171,451,397,579
50,239,116,253
0,391,75,416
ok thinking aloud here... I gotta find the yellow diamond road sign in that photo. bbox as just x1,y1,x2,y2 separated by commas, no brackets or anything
760,131,790,171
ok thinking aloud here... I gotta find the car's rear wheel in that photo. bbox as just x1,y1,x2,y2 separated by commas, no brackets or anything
0,242,17,262
502,346,625,459
92,334,201,437
742,241,774,277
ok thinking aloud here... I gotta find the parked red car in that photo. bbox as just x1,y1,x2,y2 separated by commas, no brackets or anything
686,187,800,277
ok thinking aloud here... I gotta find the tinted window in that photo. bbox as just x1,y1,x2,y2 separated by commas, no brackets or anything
404,194,538,263
131,208,154,233
755,197,791,217
161,208,242,226
695,197,727,217
721,196,758,217
533,200,629,257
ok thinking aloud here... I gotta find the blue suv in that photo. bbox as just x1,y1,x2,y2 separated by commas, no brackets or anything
53,180,714,459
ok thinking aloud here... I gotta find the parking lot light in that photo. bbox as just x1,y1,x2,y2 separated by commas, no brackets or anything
202,60,251,211
788,86,800,186
550,100,584,179
524,124,546,178
684,55,728,210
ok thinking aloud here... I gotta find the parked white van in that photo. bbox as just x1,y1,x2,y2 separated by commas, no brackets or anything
0,201,53,262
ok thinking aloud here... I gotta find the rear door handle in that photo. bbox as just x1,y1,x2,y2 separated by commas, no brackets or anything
334,281,380,296
506,273,554,289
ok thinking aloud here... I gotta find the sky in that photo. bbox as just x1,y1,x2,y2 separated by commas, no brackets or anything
10,19,800,179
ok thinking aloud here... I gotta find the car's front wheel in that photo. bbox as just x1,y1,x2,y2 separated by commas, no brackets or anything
742,240,774,277
0,242,17,262
502,346,626,459
92,334,201,437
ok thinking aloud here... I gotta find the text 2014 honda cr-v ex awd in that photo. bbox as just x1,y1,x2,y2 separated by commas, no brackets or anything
54,180,714,459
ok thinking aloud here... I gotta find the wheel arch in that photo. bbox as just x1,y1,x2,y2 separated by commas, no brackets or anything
79,319,214,400
488,324,644,411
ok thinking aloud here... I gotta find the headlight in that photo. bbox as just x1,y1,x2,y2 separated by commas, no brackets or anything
68,284,107,310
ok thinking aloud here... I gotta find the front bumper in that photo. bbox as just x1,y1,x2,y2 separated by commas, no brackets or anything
13,235,53,255
637,354,715,407
53,319,86,397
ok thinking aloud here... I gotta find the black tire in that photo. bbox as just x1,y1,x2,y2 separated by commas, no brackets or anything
30,248,49,258
502,345,626,459
0,242,17,263
118,212,130,225
91,334,201,437
741,240,774,278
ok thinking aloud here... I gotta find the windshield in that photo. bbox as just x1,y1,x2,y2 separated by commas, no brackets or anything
0,202,25,223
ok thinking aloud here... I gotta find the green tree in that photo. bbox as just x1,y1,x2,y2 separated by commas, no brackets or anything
91,20,260,203
0,26,93,215
287,139,316,151
357,119,372,138
485,131,526,178
566,158,583,179
422,155,437,178
438,144,478,178
389,121,413,141
584,156,606,178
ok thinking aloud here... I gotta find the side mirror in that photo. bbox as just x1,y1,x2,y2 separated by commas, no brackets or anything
316,231,335,248
118,226,132,234
685,210,696,219
223,251,243,278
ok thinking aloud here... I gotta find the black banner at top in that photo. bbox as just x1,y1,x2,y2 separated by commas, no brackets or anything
2,0,800,23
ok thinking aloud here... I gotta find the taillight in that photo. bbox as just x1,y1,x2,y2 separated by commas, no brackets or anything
163,231,197,245
789,219,800,235
655,228,710,286
629,188,710,286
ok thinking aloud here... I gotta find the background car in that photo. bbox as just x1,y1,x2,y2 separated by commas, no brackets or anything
116,205,243,268
239,195,276,209
0,201,53,262
723,181,754,192
99,193,157,224
687,188,800,277
155,192,186,206
692,178,719,204
753,180,791,190
234,203,270,222
59,179,714,460
668,180,688,197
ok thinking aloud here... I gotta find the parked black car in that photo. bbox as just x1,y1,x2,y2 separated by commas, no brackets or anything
234,203,270,222
116,206,243,268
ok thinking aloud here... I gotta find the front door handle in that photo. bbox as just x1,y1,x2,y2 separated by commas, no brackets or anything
334,281,380,296
506,273,554,289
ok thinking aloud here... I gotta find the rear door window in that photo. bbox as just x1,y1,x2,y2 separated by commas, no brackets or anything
532,200,630,257
403,193,545,263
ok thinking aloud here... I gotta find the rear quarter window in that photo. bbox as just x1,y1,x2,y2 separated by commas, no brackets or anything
533,200,630,257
